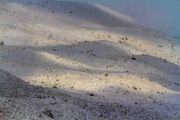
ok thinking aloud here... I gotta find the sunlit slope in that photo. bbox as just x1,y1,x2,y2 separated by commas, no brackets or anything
0,0,180,120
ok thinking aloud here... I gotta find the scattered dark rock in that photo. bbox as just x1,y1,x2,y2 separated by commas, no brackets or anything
87,93,94,97
0,41,4,46
158,45,163,48
64,99,68,102
104,73,109,76
121,37,128,40
133,86,138,91
53,86,57,89
118,40,122,43
131,57,136,60
175,82,180,86
38,113,43,118
107,35,111,38
21,47,26,50
52,48,57,51
43,109,54,119
69,11,73,14
0,110,4,116
99,114,103,117
123,90,129,94
37,95,43,99
131,56,137,60
134,102,138,105
163,59,167,63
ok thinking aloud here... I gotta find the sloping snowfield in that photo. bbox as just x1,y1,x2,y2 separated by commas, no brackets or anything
0,0,180,120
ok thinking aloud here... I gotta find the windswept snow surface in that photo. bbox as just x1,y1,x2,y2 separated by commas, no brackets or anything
0,0,180,120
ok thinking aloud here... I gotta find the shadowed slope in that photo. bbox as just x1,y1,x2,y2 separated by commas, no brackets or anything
1,0,136,28
0,40,179,92
0,69,178,120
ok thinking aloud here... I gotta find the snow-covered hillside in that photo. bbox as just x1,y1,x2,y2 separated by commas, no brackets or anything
0,0,180,120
